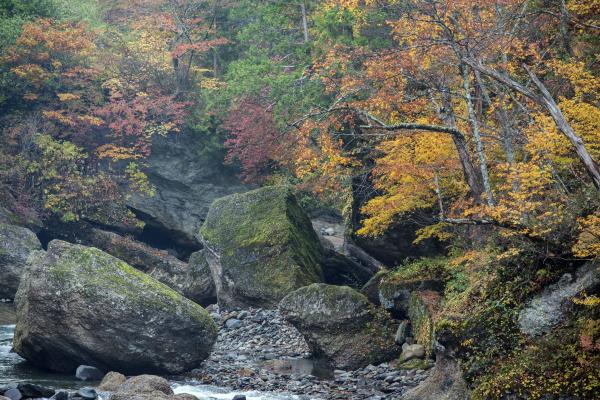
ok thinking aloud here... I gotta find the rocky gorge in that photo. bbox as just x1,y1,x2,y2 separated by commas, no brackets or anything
0,183,443,400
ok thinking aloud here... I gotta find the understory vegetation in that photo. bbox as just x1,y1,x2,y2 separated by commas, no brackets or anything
0,1,599,398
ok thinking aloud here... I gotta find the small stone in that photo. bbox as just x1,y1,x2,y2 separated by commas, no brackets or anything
399,344,425,362
17,383,55,398
394,320,410,345
76,388,97,399
232,395,247,400
226,319,242,329
76,365,105,381
3,389,21,400
50,391,69,400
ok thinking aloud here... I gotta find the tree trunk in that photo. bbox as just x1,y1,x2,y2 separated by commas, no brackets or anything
462,63,495,206
301,2,309,43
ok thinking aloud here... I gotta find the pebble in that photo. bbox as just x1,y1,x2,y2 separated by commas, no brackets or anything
186,306,429,399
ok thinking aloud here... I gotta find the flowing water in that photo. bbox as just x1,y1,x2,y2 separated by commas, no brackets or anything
0,304,306,399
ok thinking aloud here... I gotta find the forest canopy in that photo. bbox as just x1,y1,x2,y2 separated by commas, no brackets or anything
0,0,599,258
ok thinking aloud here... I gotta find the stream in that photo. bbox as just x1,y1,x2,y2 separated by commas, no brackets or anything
0,304,303,400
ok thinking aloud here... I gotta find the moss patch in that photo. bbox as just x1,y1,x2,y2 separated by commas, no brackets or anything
45,241,214,327
200,186,323,305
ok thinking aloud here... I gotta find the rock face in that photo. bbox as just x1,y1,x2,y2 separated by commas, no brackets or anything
376,273,444,319
408,290,441,356
320,249,374,288
200,186,324,308
0,223,42,301
14,240,217,374
519,262,599,337
279,283,400,370
127,133,247,248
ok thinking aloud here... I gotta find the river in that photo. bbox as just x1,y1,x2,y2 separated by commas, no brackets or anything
0,304,304,400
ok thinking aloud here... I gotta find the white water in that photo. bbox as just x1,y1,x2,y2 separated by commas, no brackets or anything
173,383,308,400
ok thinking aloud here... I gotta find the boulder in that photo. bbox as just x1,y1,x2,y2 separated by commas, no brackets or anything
395,320,411,345
98,372,127,391
0,223,42,301
200,186,324,308
42,226,216,306
408,290,441,356
100,374,196,400
361,270,389,305
279,283,400,369
76,365,105,381
519,262,600,337
2,389,20,400
14,240,217,374
378,273,444,319
127,133,247,248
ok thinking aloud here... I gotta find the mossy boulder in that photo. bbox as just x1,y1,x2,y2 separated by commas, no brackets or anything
14,240,217,375
50,227,216,306
0,223,42,301
408,290,441,357
199,186,324,308
279,283,400,370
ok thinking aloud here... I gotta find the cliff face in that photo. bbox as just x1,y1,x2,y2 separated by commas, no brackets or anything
128,133,248,249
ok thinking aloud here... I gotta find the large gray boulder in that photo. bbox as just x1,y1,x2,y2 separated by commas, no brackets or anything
519,262,599,337
0,223,42,301
127,133,247,248
14,240,217,375
200,186,324,309
279,283,400,369
81,228,216,305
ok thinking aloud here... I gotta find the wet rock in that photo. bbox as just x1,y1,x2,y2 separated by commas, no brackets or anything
395,320,410,345
200,186,323,308
279,283,400,369
15,383,54,398
0,223,42,301
519,262,600,337
76,365,105,381
14,240,217,374
50,391,69,400
3,389,21,400
76,388,97,399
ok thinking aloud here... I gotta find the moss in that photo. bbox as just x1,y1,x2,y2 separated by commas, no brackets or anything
397,358,433,370
387,256,450,284
408,290,440,357
471,307,600,400
199,186,323,303
46,243,214,327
